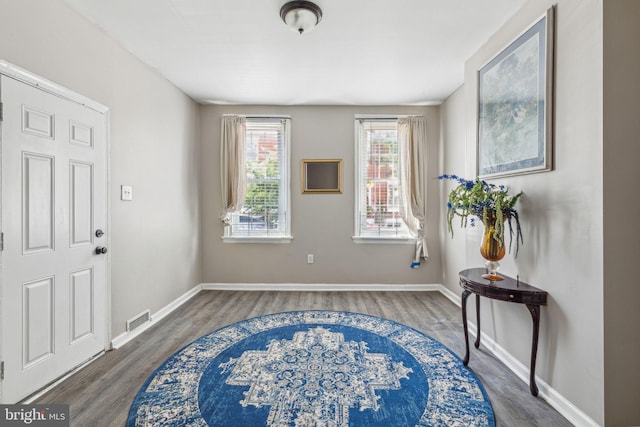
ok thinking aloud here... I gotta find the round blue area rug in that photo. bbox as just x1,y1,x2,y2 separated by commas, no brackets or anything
127,311,495,427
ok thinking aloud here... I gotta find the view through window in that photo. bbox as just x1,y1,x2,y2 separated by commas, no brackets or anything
228,117,290,239
355,118,410,239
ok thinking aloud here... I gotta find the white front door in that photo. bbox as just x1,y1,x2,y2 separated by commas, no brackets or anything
0,74,108,403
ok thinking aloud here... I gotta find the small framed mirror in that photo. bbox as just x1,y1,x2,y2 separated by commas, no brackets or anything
301,159,342,194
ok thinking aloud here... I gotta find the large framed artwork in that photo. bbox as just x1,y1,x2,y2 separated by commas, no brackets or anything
477,6,555,178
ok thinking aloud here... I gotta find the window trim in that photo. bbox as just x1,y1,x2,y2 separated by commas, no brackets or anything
221,236,294,244
222,115,292,243
353,115,415,242
351,236,415,245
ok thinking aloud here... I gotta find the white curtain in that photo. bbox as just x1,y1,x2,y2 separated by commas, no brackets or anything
220,115,246,225
398,116,429,267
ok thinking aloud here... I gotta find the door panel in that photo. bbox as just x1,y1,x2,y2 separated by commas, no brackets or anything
1,74,108,403
23,276,54,368
70,161,93,247
69,121,93,148
22,105,54,139
70,267,94,343
23,152,56,254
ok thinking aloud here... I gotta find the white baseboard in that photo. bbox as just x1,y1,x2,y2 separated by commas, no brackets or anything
110,284,201,349
435,283,460,306
465,322,598,426
201,283,443,292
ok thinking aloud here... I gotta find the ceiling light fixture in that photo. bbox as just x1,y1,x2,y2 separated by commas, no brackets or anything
280,1,323,35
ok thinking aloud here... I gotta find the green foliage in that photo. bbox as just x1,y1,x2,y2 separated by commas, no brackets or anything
440,175,523,255
244,158,279,216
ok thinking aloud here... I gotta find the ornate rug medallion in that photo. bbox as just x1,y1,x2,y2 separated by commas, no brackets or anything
127,311,495,427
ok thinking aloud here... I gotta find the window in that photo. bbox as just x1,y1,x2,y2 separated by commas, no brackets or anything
225,117,291,242
354,117,412,241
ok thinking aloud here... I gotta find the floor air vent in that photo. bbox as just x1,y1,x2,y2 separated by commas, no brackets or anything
127,309,151,332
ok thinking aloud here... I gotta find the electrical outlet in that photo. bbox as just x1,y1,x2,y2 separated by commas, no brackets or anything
307,254,314,264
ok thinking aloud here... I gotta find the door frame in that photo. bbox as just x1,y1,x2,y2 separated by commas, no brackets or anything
0,59,111,401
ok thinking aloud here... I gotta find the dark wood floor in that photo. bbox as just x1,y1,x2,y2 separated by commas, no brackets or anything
35,290,571,426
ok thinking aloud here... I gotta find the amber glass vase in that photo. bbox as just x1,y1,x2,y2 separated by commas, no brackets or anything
480,214,506,281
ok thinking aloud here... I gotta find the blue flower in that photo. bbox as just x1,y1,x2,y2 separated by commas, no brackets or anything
440,173,523,256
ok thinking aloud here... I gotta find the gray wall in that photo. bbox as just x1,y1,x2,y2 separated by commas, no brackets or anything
603,1,640,425
0,0,202,337
6,0,639,423
201,105,442,284
441,0,607,423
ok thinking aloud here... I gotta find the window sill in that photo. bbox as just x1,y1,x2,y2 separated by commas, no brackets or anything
352,236,416,244
221,235,293,244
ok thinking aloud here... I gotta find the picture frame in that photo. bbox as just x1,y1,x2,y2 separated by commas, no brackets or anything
301,159,342,194
477,6,555,178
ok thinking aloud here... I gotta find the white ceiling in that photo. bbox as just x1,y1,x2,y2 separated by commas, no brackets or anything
64,0,527,105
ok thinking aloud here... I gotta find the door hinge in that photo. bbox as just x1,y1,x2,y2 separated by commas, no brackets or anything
0,232,4,251
1,361,4,380
0,102,3,122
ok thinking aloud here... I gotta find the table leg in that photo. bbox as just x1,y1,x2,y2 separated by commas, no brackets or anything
461,289,472,365
526,304,541,396
474,294,481,349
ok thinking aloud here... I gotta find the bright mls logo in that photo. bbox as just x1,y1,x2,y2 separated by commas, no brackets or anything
0,405,69,426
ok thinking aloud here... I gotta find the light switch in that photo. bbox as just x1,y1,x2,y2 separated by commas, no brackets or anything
121,185,133,201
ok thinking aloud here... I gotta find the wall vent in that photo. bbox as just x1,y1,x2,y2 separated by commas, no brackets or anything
126,309,151,332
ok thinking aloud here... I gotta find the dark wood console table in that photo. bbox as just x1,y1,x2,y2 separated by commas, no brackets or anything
459,268,548,396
